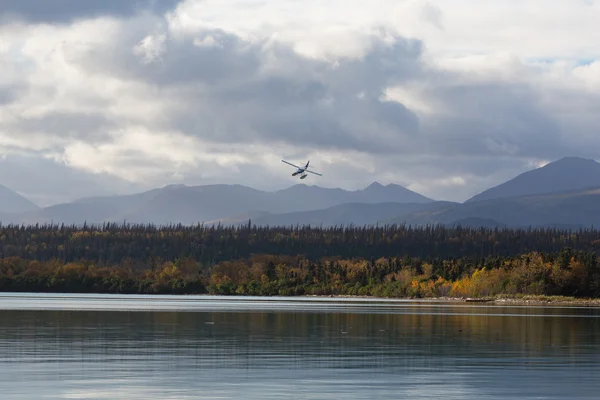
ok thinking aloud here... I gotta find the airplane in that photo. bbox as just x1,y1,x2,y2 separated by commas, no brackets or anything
281,159,322,180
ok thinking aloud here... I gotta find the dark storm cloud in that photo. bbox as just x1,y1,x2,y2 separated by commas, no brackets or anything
323,36,424,96
3,9,600,204
218,77,329,107
67,25,423,153
78,28,267,86
63,20,598,165
0,0,182,23
419,81,573,162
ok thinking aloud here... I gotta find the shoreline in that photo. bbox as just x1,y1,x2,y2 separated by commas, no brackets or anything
302,294,600,307
2,291,599,307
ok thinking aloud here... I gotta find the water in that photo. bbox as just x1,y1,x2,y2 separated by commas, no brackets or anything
0,294,599,399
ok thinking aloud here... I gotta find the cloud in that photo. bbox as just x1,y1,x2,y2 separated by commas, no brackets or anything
419,2,444,30
0,0,600,205
0,153,146,206
0,84,23,105
0,0,181,23
58,22,423,155
134,32,167,64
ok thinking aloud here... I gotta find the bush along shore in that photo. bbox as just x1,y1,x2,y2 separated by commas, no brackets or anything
0,223,599,303
1,251,599,303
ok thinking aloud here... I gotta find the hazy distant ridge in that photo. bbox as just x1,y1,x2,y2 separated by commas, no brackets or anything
466,157,600,203
0,185,40,214
0,182,433,226
2,156,600,229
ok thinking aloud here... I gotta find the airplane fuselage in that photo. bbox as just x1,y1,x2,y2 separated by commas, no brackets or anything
292,169,308,179
281,159,320,180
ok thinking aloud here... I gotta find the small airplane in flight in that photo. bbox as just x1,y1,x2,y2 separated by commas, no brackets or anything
281,159,322,179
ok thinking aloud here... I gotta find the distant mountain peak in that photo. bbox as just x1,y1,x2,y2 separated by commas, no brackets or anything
548,156,598,167
163,184,188,190
355,181,433,203
0,184,40,214
467,156,600,203
277,183,323,192
3,180,434,225
366,181,384,189
556,156,596,162
384,183,405,189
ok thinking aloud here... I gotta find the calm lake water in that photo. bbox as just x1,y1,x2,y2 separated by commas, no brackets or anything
0,294,599,399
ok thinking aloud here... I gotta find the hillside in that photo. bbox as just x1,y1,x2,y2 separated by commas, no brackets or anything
4,156,600,229
5,182,433,226
0,184,40,214
394,187,600,228
467,157,600,203
209,201,455,227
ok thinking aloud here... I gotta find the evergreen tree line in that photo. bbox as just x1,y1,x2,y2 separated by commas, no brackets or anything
0,222,600,266
0,223,599,297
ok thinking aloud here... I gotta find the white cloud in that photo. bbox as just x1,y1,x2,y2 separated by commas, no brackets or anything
193,35,223,48
574,61,600,89
0,0,599,204
165,0,600,60
134,32,167,64
527,159,551,169
166,0,443,59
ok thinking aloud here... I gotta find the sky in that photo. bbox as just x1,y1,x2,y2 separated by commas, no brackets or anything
1,0,599,206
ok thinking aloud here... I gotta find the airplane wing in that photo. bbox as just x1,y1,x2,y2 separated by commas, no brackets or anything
281,159,302,169
305,169,322,176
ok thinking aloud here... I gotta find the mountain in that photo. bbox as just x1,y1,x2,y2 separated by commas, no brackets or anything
13,187,164,226
209,201,454,228
7,156,600,229
349,182,433,203
6,182,433,226
273,182,432,208
395,186,600,228
0,184,40,214
467,157,600,203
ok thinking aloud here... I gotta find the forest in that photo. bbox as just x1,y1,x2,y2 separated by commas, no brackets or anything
0,222,599,298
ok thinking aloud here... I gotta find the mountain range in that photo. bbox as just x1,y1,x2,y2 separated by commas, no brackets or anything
0,184,40,214
1,156,600,229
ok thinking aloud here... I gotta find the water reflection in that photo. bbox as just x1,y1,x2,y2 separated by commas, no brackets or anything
0,295,599,399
